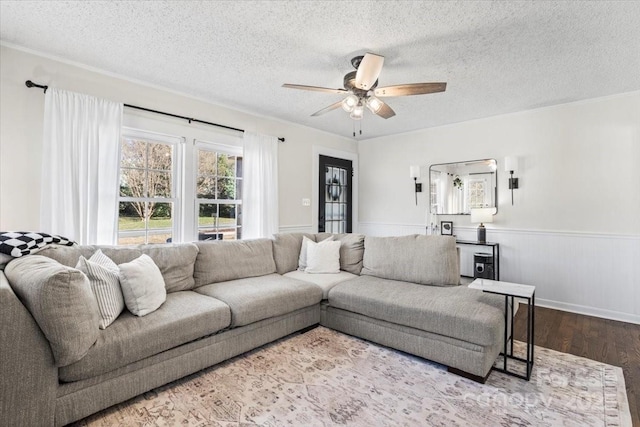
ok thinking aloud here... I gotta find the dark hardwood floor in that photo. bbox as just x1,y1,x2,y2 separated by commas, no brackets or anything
514,306,640,426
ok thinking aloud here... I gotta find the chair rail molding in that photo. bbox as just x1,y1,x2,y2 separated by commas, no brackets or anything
278,224,314,234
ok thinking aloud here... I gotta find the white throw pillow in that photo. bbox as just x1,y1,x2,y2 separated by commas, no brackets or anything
298,235,333,271
76,249,125,329
305,240,341,274
118,254,166,316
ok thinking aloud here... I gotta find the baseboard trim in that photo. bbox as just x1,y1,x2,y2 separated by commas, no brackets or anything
536,298,640,325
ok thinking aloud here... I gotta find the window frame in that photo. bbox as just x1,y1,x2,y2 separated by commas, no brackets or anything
193,140,243,241
118,127,184,245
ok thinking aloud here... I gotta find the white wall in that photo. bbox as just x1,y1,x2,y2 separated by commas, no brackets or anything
0,45,356,232
358,92,640,323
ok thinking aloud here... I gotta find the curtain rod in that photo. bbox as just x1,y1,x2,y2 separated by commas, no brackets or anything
25,80,285,142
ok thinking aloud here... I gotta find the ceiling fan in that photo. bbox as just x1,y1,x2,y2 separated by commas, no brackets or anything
283,52,446,120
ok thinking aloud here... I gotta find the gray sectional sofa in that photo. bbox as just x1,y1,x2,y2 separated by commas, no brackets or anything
0,233,508,426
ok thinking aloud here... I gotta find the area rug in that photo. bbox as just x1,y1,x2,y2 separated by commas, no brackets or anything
73,326,631,426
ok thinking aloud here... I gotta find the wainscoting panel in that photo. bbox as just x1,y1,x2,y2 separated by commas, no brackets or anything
358,222,640,324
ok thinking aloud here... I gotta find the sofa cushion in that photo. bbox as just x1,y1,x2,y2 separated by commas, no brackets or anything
194,239,276,286
59,291,231,382
283,270,357,299
361,235,459,286
139,243,199,292
327,275,504,346
4,255,100,367
271,233,316,274
118,254,167,316
316,233,365,274
194,274,322,327
37,243,199,293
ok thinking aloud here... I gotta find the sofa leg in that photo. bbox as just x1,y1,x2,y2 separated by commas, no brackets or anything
447,366,491,384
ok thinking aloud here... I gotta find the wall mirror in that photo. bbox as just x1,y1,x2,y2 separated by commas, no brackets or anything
429,159,497,214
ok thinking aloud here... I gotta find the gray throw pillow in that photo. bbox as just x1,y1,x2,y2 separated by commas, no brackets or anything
4,255,100,367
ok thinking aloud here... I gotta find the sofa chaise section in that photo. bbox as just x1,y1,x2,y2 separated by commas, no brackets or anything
325,275,505,378
322,234,506,380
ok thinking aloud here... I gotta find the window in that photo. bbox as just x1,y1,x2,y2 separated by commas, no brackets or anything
467,178,487,210
118,130,182,244
195,142,242,240
429,179,439,214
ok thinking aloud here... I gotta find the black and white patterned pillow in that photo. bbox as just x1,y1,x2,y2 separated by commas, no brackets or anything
0,231,76,257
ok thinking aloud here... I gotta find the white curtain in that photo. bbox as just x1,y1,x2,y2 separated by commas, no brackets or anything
40,88,123,244
242,132,279,239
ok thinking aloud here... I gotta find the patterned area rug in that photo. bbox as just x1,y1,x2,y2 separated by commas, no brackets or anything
74,327,631,426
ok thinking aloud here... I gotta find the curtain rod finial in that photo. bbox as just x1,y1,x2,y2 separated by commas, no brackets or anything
25,80,48,93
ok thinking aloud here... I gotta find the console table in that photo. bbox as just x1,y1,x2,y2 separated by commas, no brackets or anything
469,278,535,380
456,240,500,281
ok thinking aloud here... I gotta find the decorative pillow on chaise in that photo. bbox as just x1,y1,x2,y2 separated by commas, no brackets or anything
76,249,125,329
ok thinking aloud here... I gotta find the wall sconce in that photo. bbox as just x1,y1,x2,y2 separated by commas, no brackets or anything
504,156,519,205
409,166,422,205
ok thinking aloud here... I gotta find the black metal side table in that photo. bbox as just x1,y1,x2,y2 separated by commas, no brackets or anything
469,278,535,380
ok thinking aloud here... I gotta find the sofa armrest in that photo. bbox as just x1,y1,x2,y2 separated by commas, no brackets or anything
0,271,57,426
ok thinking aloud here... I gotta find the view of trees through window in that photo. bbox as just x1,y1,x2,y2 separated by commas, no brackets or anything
118,137,175,244
196,147,242,240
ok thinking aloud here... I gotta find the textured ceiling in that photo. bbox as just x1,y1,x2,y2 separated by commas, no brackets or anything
1,1,639,140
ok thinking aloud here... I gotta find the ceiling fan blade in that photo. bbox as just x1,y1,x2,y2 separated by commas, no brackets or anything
374,101,396,119
374,82,447,97
311,101,343,117
282,84,348,94
355,53,384,90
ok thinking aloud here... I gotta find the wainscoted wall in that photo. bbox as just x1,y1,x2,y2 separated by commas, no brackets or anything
357,92,640,324
359,222,640,324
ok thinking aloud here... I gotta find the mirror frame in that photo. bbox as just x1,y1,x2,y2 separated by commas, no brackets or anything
428,159,498,215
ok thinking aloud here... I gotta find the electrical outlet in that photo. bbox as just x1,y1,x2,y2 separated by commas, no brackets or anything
302,198,311,206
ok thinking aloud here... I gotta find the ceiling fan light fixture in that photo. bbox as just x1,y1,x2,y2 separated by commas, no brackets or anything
342,94,359,112
350,103,364,120
366,96,383,113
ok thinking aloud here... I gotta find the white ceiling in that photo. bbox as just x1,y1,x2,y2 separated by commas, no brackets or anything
1,1,639,140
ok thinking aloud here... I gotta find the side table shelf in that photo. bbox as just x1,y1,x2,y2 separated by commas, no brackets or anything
469,278,535,381
456,240,500,281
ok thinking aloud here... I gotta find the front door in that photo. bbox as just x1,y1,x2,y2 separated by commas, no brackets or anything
318,155,352,233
